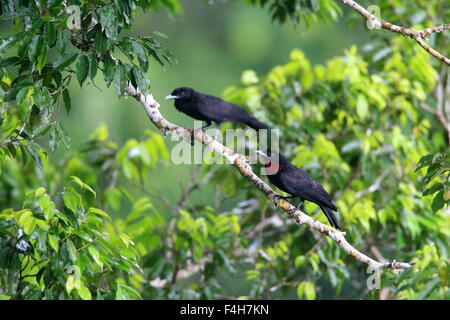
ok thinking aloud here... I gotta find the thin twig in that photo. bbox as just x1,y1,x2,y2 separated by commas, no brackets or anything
339,0,450,65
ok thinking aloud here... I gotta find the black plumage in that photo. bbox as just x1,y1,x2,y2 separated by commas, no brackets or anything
259,149,341,229
165,87,269,130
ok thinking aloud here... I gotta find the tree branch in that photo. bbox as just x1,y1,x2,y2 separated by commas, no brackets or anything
339,0,450,65
125,85,412,273
420,67,450,143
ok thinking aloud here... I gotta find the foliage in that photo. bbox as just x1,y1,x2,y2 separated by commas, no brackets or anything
0,126,168,299
416,153,450,213
0,185,141,300
0,0,449,300
0,124,245,299
242,0,342,26
221,43,448,298
0,0,176,163
393,244,449,300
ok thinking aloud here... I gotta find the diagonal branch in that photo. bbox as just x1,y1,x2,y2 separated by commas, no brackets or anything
420,67,450,143
339,0,450,65
125,84,412,273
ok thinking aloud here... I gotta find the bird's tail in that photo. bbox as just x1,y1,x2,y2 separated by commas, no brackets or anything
320,206,341,230
240,115,269,130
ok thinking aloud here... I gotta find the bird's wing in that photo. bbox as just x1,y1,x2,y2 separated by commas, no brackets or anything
195,94,231,122
279,165,337,210
196,94,253,124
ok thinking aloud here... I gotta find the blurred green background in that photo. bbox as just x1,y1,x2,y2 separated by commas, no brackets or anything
55,0,366,215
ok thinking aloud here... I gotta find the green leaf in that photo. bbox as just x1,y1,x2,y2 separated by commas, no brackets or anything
49,127,59,152
44,201,55,221
114,63,126,96
417,278,440,299
43,22,57,47
16,87,33,118
103,55,116,87
87,52,98,82
56,122,71,149
18,210,32,229
56,30,67,54
241,70,259,85
17,37,31,59
63,89,72,114
116,284,142,300
0,35,19,52
33,87,53,111
24,216,37,235
48,234,59,252
431,191,445,212
297,281,316,300
70,176,96,197
119,233,133,247
297,282,304,299
32,122,51,139
356,94,369,120
36,46,47,74
153,31,168,39
0,56,21,68
39,193,55,221
76,55,89,87
66,275,75,294
422,167,446,192
118,38,134,60
88,207,112,222
295,255,306,268
94,31,109,56
88,246,103,268
35,187,46,198
63,190,78,213
37,220,51,236
132,40,147,64
48,0,64,9
77,284,92,300
423,183,443,196
99,6,118,39
131,66,148,92
73,229,93,242
217,249,234,273
141,40,164,66
65,239,77,262
28,35,43,64
416,154,435,171
53,53,78,72
26,145,43,169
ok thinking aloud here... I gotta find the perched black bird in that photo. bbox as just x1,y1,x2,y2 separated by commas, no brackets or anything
165,87,269,131
256,149,341,229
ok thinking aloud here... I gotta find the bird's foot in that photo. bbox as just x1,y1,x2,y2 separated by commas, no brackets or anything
201,122,212,131
288,202,304,215
193,127,203,134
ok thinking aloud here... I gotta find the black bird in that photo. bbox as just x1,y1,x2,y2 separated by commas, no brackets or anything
256,149,341,229
165,87,269,131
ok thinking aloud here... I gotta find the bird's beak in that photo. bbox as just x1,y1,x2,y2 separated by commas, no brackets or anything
255,150,269,159
165,94,179,100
